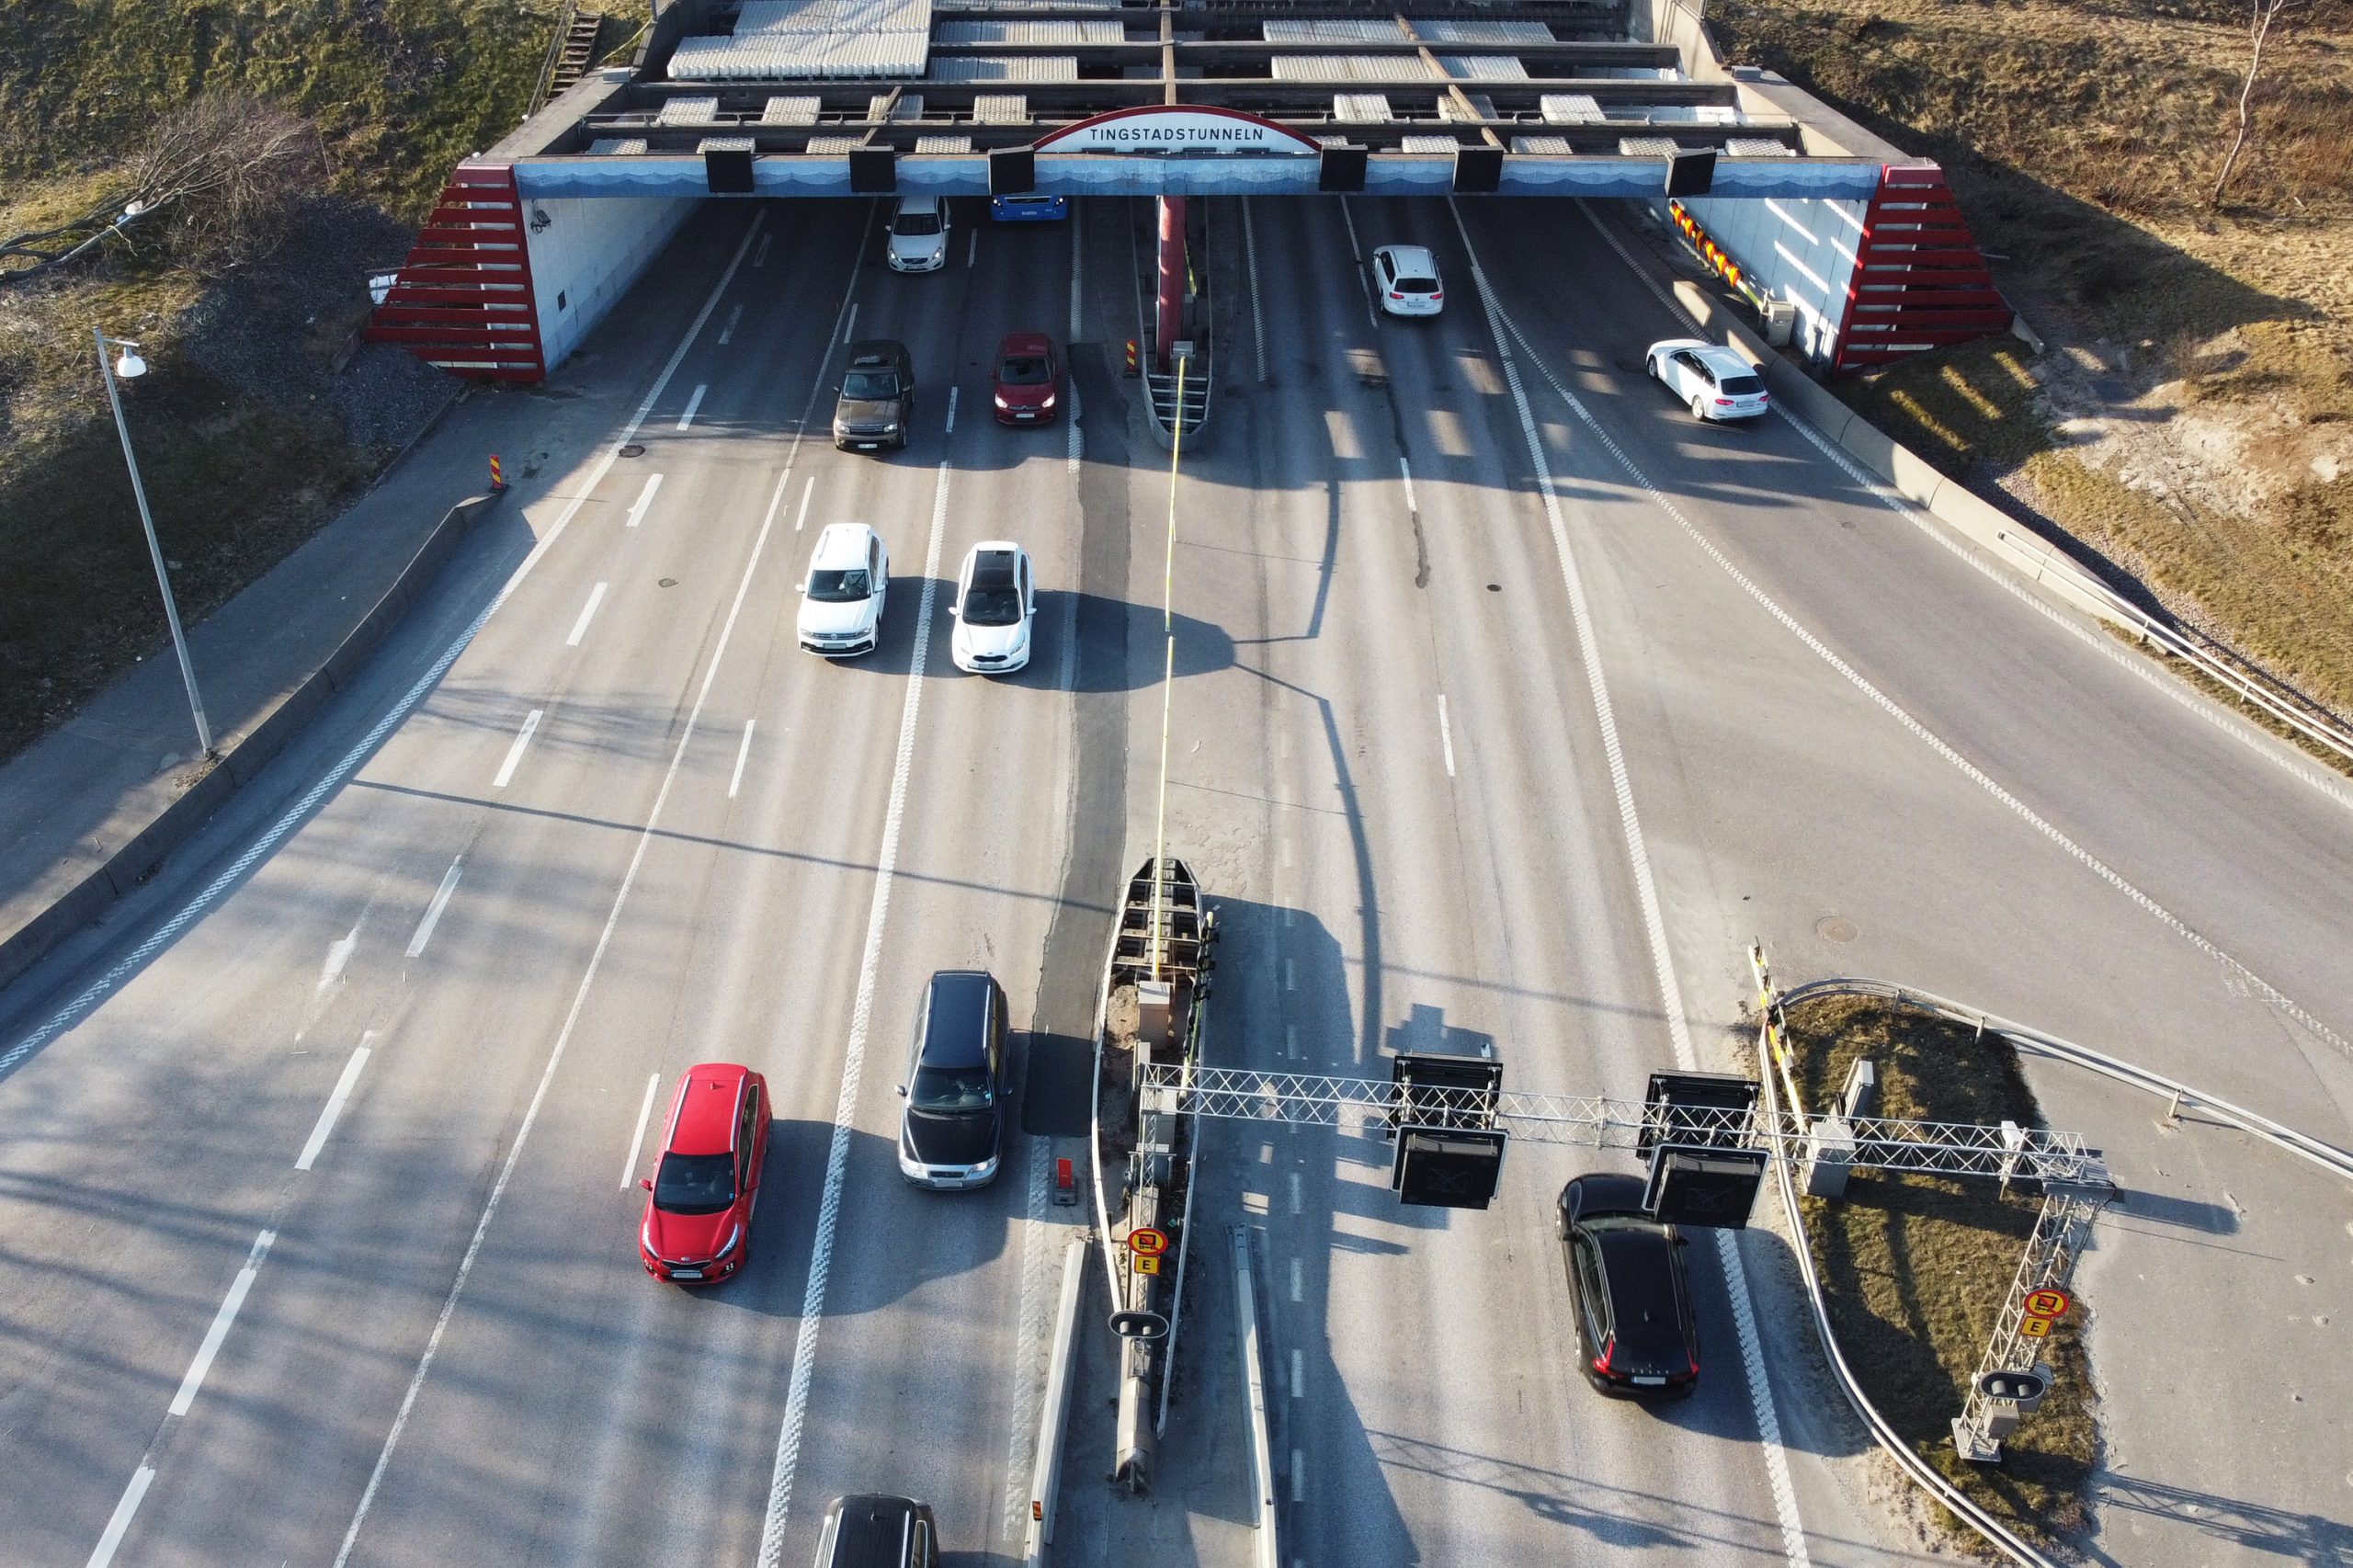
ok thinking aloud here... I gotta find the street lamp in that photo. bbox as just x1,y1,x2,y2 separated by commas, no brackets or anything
95,328,213,758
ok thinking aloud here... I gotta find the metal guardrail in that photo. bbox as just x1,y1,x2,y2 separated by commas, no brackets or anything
1021,1234,1088,1568
1232,1227,1281,1568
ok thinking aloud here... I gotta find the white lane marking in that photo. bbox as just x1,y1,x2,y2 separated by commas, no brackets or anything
840,301,858,344
1290,1449,1305,1503
1284,959,1295,992
676,383,708,430
330,306,815,1568
316,925,358,994
1065,381,1083,476
0,211,768,1077
1438,693,1456,778
756,451,956,1568
85,1466,154,1568
944,384,958,435
564,582,608,647
1398,456,1417,516
405,858,463,959
491,709,545,790
1451,199,1815,1568
296,1045,372,1171
169,1228,276,1415
717,302,744,346
624,472,665,528
1285,1024,1298,1061
793,475,814,533
1290,1347,1303,1397
1502,210,2353,1066
1068,205,1084,342
1243,198,1268,383
967,226,979,268
1336,199,1377,331
729,720,756,800
1287,1170,1302,1214
1289,1256,1302,1303
1004,1141,1053,1534
754,233,772,268
620,1071,663,1189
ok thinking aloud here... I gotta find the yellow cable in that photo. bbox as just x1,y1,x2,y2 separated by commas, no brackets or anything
1150,355,1186,979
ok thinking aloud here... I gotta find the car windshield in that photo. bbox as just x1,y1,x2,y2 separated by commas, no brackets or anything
999,354,1052,386
894,212,941,237
843,370,900,401
911,1063,993,1113
808,567,871,602
653,1151,736,1215
1719,374,1765,395
962,585,1022,626
1394,275,1438,294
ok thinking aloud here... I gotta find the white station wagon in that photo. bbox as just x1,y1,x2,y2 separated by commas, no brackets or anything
1646,339,1770,422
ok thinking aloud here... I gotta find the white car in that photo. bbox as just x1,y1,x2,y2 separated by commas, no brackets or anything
797,523,890,657
1371,244,1443,317
886,196,949,274
949,542,1035,675
1646,338,1770,422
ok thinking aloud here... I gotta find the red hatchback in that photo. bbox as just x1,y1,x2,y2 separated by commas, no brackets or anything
991,331,1060,425
639,1063,769,1283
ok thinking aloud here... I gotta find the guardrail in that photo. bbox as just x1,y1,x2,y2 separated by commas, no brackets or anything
1663,275,2353,771
1021,1233,1089,1568
1758,973,2353,1565
1232,1226,1281,1568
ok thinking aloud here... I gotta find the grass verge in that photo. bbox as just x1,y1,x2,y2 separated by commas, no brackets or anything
1780,994,2098,1554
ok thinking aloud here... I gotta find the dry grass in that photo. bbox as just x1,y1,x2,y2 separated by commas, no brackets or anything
1711,0,2353,725
1780,994,2099,1554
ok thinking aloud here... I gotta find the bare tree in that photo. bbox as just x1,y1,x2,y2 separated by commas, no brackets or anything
0,97,322,285
2210,0,2306,210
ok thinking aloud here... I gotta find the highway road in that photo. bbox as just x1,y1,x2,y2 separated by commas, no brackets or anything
0,186,2347,1568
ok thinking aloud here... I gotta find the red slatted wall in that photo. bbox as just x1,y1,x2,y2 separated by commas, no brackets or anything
1833,164,2013,373
364,164,546,383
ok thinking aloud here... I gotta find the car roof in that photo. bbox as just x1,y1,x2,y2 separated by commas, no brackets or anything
812,522,875,566
666,1063,750,1156
1563,1171,1650,1220
966,548,1020,591
1378,243,1438,270
1594,1226,1685,1340
998,330,1051,358
920,970,996,1068
823,1494,928,1567
847,339,907,368
895,195,940,212
1689,344,1758,375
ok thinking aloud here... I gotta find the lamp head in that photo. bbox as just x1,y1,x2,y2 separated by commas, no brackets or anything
113,347,148,381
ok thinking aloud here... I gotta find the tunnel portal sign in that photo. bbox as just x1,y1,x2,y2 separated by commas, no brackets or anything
1033,106,1322,156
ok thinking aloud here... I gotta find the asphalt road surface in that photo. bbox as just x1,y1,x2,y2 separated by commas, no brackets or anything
1,190,2347,1568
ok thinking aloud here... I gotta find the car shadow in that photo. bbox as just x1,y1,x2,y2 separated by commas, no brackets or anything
816,579,1233,692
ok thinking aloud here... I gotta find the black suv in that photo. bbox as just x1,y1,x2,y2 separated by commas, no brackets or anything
835,340,915,451
1557,1171,1700,1397
896,970,1007,1189
815,1494,939,1568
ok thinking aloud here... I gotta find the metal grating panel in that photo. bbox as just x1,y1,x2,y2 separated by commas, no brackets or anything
914,133,972,152
1263,18,1400,41
1725,137,1797,156
587,137,651,154
1399,134,1464,153
1272,54,1432,83
803,133,864,153
868,93,926,119
1411,18,1553,41
1439,93,1497,122
655,96,721,124
668,0,935,82
1510,134,1572,155
930,55,1077,81
1619,136,1682,156
1330,93,1393,122
972,93,1030,123
698,135,757,151
935,17,1120,42
1540,93,1604,124
1437,54,1529,81
761,95,823,124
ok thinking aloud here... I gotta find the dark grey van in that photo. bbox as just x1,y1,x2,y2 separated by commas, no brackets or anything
834,340,915,451
896,970,1007,1189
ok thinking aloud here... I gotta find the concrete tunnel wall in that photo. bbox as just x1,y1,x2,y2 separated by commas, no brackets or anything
1648,190,1869,364
523,193,698,371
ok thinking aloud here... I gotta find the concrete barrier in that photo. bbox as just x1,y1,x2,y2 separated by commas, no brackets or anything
1670,280,2138,637
0,489,503,996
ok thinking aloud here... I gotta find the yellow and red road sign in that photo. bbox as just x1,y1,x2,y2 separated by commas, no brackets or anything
1128,1226,1169,1258
2024,1288,2072,1320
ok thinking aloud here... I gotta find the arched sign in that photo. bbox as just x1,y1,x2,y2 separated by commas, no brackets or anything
1034,106,1322,156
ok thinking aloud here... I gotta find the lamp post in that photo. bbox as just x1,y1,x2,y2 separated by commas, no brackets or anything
95,328,213,759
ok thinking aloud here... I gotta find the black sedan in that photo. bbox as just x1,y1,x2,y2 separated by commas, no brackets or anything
1556,1172,1700,1398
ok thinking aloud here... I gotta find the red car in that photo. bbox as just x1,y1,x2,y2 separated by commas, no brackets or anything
991,331,1061,425
639,1063,769,1283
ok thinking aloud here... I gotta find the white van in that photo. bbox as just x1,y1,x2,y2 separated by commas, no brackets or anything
886,196,949,273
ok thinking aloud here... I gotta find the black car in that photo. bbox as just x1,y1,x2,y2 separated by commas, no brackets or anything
896,970,1006,1188
814,1494,940,1568
834,339,915,451
1557,1172,1699,1397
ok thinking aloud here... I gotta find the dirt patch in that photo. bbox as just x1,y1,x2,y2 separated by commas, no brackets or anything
1779,994,2101,1557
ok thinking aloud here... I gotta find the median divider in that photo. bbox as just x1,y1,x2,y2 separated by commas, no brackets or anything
0,489,505,994
1233,1224,1280,1568
1022,1232,1089,1568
